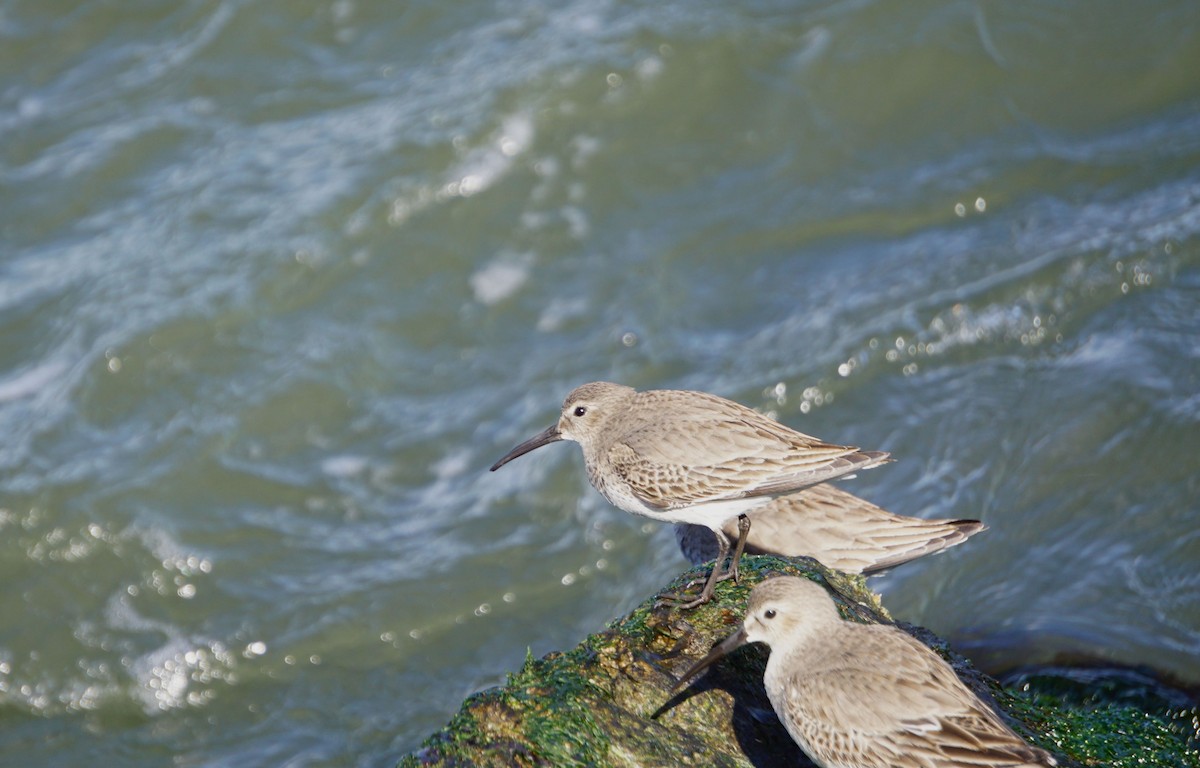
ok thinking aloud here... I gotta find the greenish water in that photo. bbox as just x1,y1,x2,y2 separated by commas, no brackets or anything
2,1,1198,765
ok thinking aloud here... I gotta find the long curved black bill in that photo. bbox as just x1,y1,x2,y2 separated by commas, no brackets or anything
671,626,748,692
489,425,563,471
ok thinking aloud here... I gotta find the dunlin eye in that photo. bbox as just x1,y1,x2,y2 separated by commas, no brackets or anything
573,406,587,417
764,609,777,620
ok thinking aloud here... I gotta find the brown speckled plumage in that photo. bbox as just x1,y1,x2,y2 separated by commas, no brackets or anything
675,483,984,575
674,577,1057,768
564,384,887,514
491,382,889,606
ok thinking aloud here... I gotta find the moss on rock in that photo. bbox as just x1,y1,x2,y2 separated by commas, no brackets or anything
401,556,1199,768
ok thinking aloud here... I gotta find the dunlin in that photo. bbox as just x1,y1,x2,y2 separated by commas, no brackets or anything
676,483,984,575
673,577,1057,767
490,382,888,607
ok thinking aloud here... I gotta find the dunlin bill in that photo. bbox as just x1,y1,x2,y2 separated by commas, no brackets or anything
676,483,984,575
673,577,1057,767
490,382,888,607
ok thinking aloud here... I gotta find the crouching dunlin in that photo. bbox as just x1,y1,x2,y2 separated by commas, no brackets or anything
673,577,1058,767
489,381,888,608
676,483,984,576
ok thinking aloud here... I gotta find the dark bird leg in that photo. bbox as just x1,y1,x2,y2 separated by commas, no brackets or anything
720,513,751,585
657,527,729,608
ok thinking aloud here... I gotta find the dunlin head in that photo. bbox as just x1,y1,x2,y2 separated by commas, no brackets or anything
491,382,889,607
673,577,1057,767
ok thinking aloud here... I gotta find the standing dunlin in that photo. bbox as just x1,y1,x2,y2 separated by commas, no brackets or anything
676,483,984,575
673,577,1057,768
490,382,888,608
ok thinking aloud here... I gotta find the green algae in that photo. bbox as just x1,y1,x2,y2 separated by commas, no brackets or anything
400,556,1199,768
997,669,1200,767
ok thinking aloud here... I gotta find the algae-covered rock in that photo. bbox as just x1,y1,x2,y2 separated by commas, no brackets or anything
400,556,1200,768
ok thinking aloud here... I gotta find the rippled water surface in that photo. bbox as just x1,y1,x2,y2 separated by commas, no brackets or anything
2,1,1199,765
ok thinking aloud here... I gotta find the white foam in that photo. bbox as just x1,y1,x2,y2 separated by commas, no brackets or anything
445,111,535,198
470,253,533,305
321,454,370,477
536,296,588,332
0,360,69,402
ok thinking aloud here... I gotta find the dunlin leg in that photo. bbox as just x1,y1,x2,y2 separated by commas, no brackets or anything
722,514,751,585
657,528,731,609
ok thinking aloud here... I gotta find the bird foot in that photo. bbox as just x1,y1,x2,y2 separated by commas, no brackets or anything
655,565,721,609
654,588,714,610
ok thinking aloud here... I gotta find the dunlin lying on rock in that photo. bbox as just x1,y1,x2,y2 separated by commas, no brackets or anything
673,577,1057,767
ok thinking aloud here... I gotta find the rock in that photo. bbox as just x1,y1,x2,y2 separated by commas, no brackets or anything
400,556,1200,768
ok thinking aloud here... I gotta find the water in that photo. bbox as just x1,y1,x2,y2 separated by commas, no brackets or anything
2,1,1198,765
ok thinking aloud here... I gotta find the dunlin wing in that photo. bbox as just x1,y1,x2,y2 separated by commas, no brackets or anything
780,628,1055,768
606,390,889,510
676,484,984,573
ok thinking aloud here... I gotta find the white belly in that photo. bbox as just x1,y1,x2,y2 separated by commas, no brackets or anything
599,483,771,529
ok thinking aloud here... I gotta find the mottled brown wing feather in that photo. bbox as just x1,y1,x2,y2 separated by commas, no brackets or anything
610,395,887,507
785,630,1053,767
677,484,984,573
